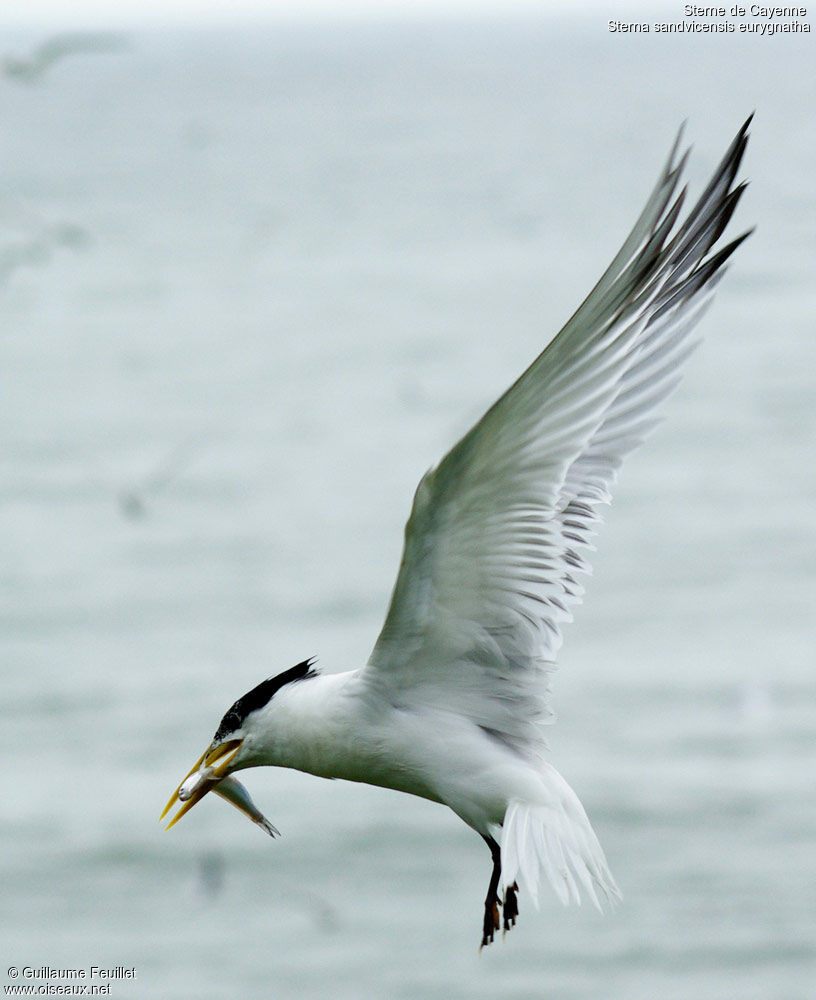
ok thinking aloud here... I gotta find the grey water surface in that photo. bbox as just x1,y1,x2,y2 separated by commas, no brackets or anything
1,12,814,1000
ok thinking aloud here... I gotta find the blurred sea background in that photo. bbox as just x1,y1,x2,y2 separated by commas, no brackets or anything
1,3,814,998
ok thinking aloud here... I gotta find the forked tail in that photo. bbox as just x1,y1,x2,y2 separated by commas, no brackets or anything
499,776,621,909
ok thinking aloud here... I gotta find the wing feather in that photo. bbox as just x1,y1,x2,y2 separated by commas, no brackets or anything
362,119,752,749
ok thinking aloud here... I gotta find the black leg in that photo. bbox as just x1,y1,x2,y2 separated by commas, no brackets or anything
503,881,519,932
480,835,502,950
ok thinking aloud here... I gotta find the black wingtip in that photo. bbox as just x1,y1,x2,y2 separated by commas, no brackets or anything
670,119,689,164
695,227,754,287
706,180,750,248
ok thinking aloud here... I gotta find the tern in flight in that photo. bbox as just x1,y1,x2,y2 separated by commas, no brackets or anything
1,33,128,85
163,118,752,948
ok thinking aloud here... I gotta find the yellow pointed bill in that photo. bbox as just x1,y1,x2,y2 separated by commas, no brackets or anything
161,740,243,830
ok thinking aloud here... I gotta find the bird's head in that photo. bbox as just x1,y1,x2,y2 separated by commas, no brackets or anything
161,659,317,831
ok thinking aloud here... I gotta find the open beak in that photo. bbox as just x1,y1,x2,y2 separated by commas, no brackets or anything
161,740,243,830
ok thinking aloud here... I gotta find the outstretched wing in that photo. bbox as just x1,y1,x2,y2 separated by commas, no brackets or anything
361,119,752,748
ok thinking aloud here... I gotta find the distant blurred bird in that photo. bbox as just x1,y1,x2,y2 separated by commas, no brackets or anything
162,119,752,949
2,32,129,85
197,850,226,900
118,435,204,520
0,194,91,287
0,239,51,285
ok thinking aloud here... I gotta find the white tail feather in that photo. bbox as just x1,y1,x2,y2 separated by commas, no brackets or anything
500,780,621,910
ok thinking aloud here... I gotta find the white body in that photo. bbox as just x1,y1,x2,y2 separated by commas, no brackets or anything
240,669,618,906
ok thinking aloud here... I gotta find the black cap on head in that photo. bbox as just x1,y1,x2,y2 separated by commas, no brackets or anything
213,659,317,742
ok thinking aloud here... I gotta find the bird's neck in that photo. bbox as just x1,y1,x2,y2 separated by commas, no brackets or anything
247,670,369,782
243,667,445,806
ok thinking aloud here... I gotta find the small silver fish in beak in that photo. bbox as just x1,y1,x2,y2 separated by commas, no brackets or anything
161,740,279,838
212,776,280,838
